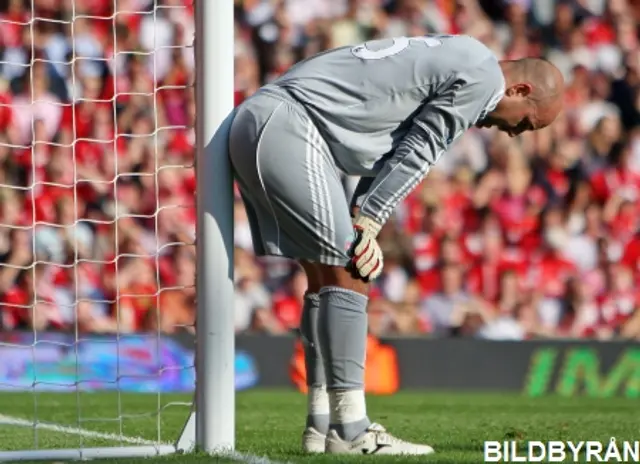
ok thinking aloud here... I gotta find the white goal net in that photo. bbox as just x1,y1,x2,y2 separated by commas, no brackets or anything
0,0,198,460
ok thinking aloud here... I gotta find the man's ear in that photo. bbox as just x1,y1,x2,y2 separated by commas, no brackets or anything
505,83,533,98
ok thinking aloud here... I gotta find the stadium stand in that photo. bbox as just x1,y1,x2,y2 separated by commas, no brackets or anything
0,0,639,341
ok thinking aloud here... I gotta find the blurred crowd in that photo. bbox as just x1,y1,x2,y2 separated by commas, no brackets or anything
0,0,638,341
0,0,196,333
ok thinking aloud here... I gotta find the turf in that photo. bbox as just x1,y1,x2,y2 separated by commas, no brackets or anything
0,390,637,463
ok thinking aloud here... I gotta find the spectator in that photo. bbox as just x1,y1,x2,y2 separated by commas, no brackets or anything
478,270,527,340
600,263,638,335
563,203,604,272
555,276,601,338
368,297,395,337
234,247,271,332
272,268,307,331
421,263,471,335
388,280,430,335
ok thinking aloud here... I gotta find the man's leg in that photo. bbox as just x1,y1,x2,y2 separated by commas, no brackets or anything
315,265,371,442
299,261,329,453
317,264,435,456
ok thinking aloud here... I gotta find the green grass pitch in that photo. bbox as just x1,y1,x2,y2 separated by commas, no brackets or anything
0,390,637,463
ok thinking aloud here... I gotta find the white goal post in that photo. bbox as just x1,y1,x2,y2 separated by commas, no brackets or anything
0,0,235,461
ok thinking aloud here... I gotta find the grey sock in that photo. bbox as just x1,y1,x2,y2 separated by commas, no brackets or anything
300,292,329,433
331,418,371,443
318,286,371,441
300,292,325,387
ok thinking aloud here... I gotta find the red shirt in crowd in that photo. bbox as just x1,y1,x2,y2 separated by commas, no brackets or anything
491,188,544,249
272,292,302,330
622,236,640,282
528,252,577,298
591,167,640,203
466,249,529,302
600,290,639,330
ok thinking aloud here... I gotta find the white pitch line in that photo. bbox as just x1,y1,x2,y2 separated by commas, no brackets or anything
220,452,292,464
0,414,290,464
0,414,160,445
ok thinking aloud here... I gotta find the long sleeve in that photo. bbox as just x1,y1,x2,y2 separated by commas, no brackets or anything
349,176,375,216
358,60,504,225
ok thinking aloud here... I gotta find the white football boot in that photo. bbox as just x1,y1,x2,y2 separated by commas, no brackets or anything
302,427,326,453
325,423,435,455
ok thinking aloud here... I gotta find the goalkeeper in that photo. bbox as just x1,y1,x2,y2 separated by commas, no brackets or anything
226,34,564,456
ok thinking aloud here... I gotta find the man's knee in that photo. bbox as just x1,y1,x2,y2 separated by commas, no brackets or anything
316,264,368,296
301,261,323,294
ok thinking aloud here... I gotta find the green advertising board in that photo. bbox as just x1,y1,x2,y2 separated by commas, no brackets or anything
526,347,640,398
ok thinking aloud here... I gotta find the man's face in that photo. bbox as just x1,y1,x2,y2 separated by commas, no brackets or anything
476,82,549,137
476,112,535,137
477,80,563,137
442,265,462,294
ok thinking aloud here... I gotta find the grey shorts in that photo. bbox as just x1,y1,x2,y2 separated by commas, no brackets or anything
229,88,353,267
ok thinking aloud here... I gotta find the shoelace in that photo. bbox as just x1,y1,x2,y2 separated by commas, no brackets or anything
368,423,403,445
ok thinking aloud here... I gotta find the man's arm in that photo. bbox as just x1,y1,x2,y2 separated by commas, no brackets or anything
349,176,375,217
357,60,503,226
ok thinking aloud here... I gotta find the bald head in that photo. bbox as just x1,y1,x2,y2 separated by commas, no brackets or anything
509,58,565,101
507,58,565,124
479,58,565,137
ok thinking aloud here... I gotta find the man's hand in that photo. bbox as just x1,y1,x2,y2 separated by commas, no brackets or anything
348,214,384,281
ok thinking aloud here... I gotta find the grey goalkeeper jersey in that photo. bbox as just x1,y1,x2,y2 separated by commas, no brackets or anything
269,34,505,225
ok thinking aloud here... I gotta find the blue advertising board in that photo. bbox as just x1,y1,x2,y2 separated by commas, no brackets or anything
0,332,259,392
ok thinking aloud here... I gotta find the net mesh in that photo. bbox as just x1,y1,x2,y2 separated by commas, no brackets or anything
0,0,195,450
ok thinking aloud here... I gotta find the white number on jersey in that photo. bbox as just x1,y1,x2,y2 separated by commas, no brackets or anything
351,36,443,60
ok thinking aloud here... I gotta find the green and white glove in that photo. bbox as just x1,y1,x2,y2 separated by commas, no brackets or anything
349,214,384,281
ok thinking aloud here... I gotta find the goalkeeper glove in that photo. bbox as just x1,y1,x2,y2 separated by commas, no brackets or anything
349,214,384,281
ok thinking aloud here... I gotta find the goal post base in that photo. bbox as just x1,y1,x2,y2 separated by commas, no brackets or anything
176,410,197,453
0,444,178,462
